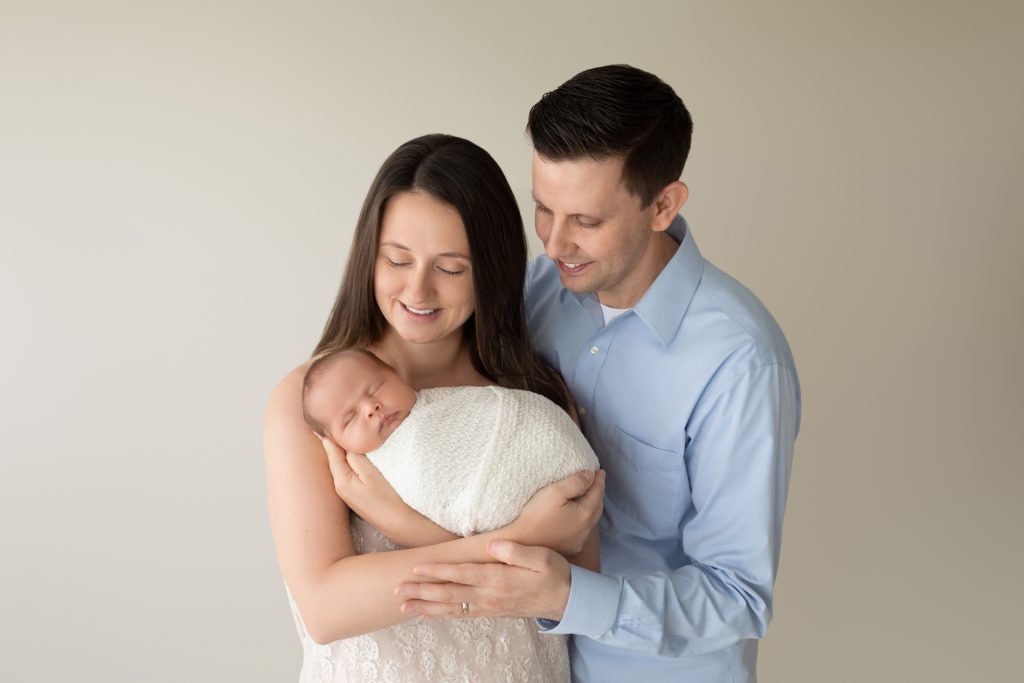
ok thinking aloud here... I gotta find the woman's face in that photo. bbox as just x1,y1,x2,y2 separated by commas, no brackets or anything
374,191,475,346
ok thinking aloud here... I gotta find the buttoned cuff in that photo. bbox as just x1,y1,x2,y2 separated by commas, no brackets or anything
535,565,622,637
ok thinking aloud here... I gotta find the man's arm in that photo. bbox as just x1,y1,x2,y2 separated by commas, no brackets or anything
399,363,798,656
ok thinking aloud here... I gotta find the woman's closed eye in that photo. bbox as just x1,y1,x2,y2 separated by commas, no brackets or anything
383,256,411,268
436,265,465,277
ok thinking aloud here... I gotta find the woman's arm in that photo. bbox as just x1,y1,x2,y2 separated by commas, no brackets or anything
320,440,460,548
319,381,600,551
323,440,600,551
266,365,601,644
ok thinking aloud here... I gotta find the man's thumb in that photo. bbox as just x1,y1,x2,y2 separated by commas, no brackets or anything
488,540,549,571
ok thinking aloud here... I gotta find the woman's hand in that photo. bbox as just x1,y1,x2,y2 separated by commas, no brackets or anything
507,469,605,555
320,436,458,547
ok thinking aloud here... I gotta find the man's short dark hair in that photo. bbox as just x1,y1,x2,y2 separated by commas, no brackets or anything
526,64,693,206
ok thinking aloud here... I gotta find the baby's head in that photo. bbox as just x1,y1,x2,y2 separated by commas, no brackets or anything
302,348,417,453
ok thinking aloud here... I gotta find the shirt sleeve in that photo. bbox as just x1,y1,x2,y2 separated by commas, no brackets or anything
541,362,800,656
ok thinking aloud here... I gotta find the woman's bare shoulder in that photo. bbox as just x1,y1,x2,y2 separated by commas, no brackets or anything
264,361,316,449
267,362,311,413
264,361,330,494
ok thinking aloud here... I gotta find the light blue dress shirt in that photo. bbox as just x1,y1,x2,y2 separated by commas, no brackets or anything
525,216,800,683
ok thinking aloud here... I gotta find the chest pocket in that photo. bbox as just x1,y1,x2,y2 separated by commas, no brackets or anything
602,426,688,541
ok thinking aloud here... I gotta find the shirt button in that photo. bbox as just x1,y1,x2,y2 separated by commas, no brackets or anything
590,346,599,355
578,407,587,417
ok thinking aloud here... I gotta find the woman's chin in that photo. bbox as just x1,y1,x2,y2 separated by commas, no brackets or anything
388,321,457,346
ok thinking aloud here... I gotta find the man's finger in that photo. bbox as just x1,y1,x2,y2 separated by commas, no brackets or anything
395,580,470,603
488,541,558,573
410,562,488,585
400,599,472,618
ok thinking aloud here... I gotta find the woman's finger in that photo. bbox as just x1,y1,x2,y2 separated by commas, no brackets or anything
546,468,596,501
318,434,347,459
321,436,353,481
345,451,376,480
578,470,606,524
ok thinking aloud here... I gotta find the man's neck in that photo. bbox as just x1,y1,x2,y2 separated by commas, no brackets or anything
598,231,679,309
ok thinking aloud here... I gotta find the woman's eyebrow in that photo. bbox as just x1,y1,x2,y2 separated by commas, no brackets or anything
381,241,469,261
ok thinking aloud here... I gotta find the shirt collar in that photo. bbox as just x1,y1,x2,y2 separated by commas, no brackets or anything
633,215,704,345
561,214,704,345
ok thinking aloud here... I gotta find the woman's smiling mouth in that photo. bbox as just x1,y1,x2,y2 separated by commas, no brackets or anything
400,302,439,316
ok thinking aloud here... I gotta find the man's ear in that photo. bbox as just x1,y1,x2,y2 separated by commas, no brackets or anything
651,181,688,232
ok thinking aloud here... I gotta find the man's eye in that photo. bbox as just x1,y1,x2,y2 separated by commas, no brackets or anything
575,217,600,228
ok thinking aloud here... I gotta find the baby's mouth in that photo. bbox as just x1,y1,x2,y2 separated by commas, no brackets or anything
379,412,398,432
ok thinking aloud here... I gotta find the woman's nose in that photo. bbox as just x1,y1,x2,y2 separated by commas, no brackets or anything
405,265,433,301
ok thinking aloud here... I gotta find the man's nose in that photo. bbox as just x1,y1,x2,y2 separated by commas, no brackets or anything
544,217,573,260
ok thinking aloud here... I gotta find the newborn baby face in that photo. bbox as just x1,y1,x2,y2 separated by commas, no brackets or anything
308,353,417,453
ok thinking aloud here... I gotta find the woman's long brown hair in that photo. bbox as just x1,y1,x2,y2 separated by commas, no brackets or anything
313,134,568,411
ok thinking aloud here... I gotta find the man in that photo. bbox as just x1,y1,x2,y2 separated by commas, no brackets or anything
399,64,800,682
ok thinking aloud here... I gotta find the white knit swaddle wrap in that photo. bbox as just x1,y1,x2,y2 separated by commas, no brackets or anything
366,386,599,537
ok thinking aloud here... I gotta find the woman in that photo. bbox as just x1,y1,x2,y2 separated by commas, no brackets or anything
265,134,604,682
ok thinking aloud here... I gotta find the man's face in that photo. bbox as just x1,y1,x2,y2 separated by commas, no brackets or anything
531,153,663,309
307,353,417,454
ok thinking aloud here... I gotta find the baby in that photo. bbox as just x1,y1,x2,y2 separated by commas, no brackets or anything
302,347,599,537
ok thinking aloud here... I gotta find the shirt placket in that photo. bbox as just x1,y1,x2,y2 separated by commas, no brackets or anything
572,321,619,437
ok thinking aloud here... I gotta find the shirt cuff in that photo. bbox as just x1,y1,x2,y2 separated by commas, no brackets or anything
536,564,622,638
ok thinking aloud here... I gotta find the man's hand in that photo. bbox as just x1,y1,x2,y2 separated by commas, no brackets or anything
395,541,572,621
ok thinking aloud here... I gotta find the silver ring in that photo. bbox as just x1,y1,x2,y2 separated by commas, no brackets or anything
461,602,470,615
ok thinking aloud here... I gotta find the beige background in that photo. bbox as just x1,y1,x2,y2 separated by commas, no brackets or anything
1,1,1021,681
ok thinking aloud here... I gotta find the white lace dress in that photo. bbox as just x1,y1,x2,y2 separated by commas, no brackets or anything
287,516,570,683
